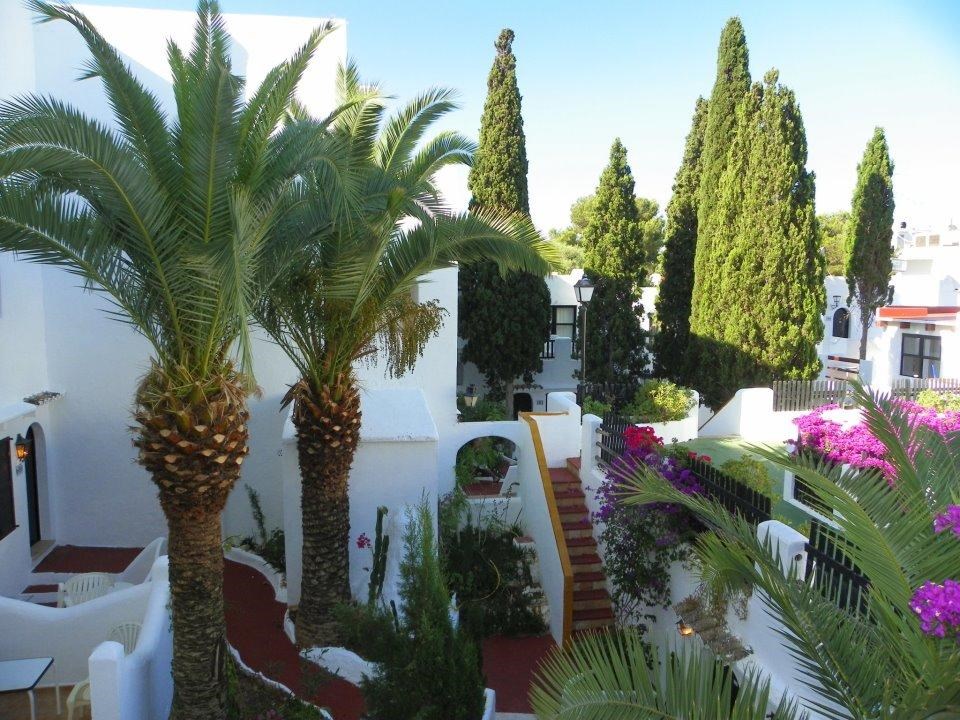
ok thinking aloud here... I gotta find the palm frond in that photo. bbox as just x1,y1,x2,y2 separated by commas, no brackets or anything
530,628,802,720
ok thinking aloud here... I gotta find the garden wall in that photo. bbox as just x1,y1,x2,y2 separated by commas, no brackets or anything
281,387,440,608
89,557,173,720
0,566,162,685
644,390,700,442
699,387,803,443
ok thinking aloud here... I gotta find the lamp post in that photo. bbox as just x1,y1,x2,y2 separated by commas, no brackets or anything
574,275,595,389
15,434,30,463
464,384,479,408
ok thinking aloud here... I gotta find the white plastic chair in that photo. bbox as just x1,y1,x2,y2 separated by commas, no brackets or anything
57,572,114,607
113,537,166,590
66,622,141,720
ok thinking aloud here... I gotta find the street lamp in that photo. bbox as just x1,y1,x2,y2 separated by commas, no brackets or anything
574,275,594,386
15,434,30,463
464,384,479,408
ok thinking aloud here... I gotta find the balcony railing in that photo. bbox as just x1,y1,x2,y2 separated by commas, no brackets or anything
541,339,555,360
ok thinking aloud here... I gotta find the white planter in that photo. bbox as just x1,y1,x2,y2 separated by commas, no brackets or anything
637,392,700,444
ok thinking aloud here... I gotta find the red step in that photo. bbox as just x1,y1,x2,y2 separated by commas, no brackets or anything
572,588,611,611
572,571,606,590
558,504,589,519
549,468,580,487
22,584,57,594
565,537,597,556
570,553,601,565
567,456,581,471
572,606,615,630
561,520,593,540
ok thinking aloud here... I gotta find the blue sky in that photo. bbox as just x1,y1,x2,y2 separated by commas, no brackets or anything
82,0,960,233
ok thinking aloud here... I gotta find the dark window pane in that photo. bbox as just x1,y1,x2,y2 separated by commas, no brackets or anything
902,335,921,355
925,336,941,359
900,355,922,378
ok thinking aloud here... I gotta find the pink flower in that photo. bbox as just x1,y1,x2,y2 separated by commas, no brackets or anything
356,533,372,550
934,505,960,538
910,579,960,640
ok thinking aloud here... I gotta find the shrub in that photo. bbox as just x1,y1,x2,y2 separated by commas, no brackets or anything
595,441,702,624
239,485,286,574
359,499,485,720
582,395,612,417
458,395,507,422
916,390,960,413
623,380,695,423
455,438,506,486
443,520,545,638
720,455,776,498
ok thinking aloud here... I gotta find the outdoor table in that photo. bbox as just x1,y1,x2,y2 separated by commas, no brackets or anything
0,657,61,720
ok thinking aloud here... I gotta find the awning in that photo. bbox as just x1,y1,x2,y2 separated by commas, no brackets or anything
877,306,960,322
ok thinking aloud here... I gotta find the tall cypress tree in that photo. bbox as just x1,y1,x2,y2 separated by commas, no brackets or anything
722,70,823,393
582,139,648,384
653,97,708,384
458,29,551,417
688,18,751,397
845,128,895,359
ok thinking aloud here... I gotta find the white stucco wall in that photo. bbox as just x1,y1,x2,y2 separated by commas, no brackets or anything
281,388,440,608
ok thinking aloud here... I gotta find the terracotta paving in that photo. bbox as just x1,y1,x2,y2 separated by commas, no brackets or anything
0,686,70,720
224,560,365,719
32,545,141,573
481,635,556,713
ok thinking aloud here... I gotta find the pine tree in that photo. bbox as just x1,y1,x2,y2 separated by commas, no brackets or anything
458,28,551,417
846,128,895,359
582,139,648,383
653,97,708,384
688,18,751,396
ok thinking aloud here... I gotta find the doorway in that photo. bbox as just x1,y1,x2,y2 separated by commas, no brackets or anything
512,392,533,419
25,425,41,546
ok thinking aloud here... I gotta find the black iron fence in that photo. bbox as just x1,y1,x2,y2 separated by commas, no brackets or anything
791,471,832,516
596,415,771,527
804,520,870,616
541,339,555,360
688,458,772,527
891,377,960,401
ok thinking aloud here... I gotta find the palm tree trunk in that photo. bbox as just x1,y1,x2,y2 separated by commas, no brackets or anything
134,368,249,720
290,372,361,647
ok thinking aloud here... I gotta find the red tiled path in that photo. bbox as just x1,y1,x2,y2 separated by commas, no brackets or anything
482,634,556,712
34,544,141,573
224,560,365,720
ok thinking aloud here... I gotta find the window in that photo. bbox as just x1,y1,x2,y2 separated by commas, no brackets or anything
900,334,941,378
0,438,15,541
551,305,576,340
832,308,850,338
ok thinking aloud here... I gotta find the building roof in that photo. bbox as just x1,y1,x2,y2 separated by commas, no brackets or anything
878,306,960,321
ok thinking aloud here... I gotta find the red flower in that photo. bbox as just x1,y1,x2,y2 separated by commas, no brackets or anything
356,533,372,549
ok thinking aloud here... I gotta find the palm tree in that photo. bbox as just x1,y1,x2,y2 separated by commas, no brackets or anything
256,65,556,646
532,628,801,720
0,3,350,717
532,384,960,718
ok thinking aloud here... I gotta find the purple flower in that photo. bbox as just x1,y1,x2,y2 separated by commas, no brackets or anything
910,579,960,639
934,505,960,538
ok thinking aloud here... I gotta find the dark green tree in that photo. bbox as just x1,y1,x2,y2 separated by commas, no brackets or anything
458,28,551,417
689,17,751,390
819,211,850,276
727,70,824,390
653,97,708,384
846,128,895,359
582,139,649,383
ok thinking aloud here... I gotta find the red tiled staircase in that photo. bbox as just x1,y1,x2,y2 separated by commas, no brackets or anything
554,457,615,631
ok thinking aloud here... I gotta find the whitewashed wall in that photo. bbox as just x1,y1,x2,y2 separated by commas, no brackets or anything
89,558,172,720
699,388,803,443
281,388,440,608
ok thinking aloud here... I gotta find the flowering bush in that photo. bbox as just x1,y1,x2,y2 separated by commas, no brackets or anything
622,380,696,423
934,505,960,538
595,427,701,623
916,389,960,413
910,580,960,640
792,402,960,479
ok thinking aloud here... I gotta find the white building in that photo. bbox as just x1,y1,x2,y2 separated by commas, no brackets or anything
458,271,584,415
820,223,960,386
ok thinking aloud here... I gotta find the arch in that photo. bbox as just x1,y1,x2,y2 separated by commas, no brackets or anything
512,392,533,419
832,307,850,339
24,422,50,546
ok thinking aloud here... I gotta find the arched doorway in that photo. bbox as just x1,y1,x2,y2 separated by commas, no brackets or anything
24,424,43,547
512,392,533,419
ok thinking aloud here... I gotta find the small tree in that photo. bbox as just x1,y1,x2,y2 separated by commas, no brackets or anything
582,139,649,384
846,128,895,359
458,28,551,416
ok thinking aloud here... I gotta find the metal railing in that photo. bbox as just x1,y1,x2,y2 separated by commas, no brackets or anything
688,458,771,527
541,339,555,360
804,520,870,617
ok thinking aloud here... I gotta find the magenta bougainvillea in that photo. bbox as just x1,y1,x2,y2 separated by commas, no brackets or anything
910,579,960,640
934,505,960,539
791,403,960,479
